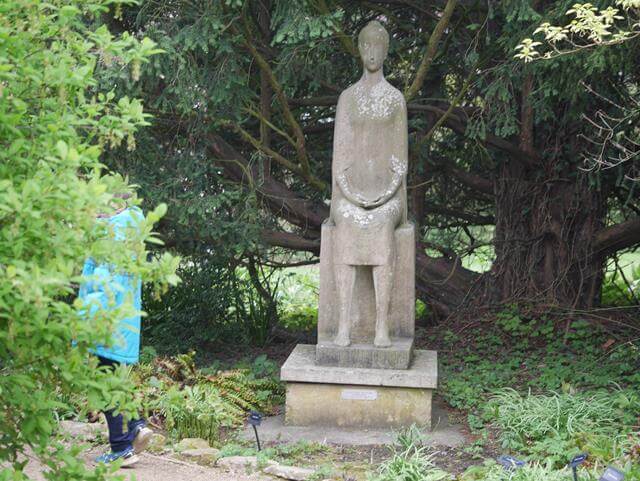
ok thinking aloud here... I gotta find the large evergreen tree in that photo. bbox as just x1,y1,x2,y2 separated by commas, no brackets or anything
110,0,640,317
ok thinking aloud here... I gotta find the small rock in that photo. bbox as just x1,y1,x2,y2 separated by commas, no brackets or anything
217,455,259,472
175,437,210,452
179,447,220,466
147,433,167,454
59,420,105,441
263,463,316,481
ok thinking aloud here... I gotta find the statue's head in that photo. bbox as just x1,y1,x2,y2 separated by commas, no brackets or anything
358,21,389,73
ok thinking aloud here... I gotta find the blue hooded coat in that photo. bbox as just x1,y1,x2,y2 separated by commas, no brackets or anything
79,207,143,364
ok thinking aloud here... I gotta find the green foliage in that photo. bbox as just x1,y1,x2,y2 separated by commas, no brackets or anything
370,428,449,481
219,440,328,467
132,352,283,446
601,263,640,306
277,267,319,331
515,1,640,62
439,310,640,412
462,462,574,481
485,388,638,465
0,1,177,479
144,259,279,352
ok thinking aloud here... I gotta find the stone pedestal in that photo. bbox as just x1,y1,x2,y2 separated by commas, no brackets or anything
316,338,414,369
281,345,437,429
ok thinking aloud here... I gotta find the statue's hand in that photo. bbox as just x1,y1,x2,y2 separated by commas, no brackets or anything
363,196,383,209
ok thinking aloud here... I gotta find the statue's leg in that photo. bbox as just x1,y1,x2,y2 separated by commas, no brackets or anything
373,262,394,347
334,263,356,347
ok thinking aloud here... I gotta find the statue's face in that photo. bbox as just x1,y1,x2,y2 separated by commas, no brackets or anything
358,29,387,73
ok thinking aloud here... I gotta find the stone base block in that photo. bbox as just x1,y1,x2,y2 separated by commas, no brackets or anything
316,338,413,369
281,344,437,429
285,383,432,429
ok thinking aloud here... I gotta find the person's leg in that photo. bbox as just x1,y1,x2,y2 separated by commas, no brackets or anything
97,356,135,452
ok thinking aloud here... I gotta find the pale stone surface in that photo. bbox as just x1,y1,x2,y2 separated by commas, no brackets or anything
263,463,316,481
147,433,167,454
318,223,415,357
316,338,413,369
282,344,437,389
240,400,465,447
284,382,432,429
217,455,260,472
175,438,210,452
179,448,220,466
59,420,106,441
321,20,414,350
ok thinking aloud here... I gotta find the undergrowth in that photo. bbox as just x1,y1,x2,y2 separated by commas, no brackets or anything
132,351,283,445
433,307,640,478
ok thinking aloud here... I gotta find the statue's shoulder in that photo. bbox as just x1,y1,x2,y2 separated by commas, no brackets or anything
380,81,406,106
338,83,359,102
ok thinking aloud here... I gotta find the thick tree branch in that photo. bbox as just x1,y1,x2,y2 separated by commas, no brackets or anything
426,203,494,224
444,164,493,195
409,104,539,167
288,95,538,165
207,133,329,231
226,122,327,192
261,230,320,254
404,0,458,102
239,15,313,177
594,217,640,257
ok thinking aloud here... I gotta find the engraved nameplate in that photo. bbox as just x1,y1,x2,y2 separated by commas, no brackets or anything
341,389,378,401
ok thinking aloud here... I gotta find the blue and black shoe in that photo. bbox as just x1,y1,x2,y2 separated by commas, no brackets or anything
95,447,139,467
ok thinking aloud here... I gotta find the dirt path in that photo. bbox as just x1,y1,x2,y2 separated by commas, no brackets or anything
21,450,273,481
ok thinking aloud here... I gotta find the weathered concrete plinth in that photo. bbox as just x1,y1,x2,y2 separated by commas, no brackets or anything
316,338,414,369
281,345,437,429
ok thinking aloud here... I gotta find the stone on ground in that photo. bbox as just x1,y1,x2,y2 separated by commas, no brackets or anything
217,455,260,472
59,420,105,441
263,463,316,481
179,447,221,466
147,433,167,454
175,437,210,452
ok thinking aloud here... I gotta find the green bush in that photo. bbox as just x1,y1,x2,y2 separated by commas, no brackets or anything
371,427,450,481
144,258,278,352
462,462,573,481
601,263,640,306
486,388,639,465
133,352,283,445
0,1,178,479
277,267,318,332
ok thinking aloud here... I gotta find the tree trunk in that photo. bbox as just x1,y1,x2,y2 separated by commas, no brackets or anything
489,160,606,309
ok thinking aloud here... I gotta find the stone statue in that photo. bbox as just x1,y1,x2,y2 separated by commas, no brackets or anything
328,21,408,348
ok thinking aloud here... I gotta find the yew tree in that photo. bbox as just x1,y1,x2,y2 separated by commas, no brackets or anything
109,0,640,317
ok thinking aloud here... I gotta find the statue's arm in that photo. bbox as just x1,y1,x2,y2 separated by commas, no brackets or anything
365,98,408,209
337,170,366,207
330,92,366,222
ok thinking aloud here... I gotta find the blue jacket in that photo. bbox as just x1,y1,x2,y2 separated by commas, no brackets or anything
79,207,143,364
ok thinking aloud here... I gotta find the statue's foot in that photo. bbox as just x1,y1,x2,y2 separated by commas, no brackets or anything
334,333,351,347
374,334,392,348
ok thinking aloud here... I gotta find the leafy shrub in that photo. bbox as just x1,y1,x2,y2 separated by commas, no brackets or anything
463,462,573,481
0,1,177,479
602,264,640,306
371,427,450,481
277,267,318,331
486,388,639,465
144,258,279,352
133,352,283,445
